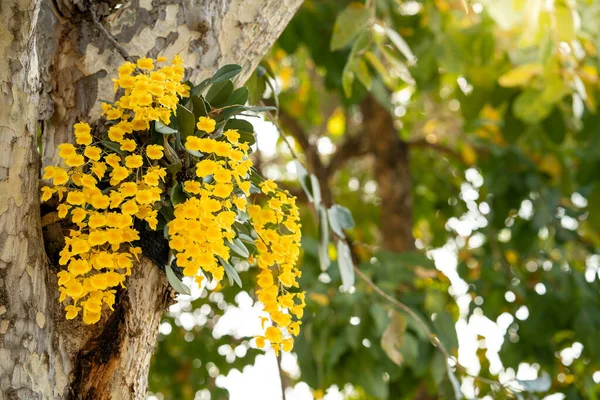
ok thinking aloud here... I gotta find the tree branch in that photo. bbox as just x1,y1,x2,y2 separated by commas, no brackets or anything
352,262,512,394
407,138,463,162
326,132,371,176
276,108,324,173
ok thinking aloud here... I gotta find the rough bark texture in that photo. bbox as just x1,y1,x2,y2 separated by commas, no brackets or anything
361,98,415,252
65,259,170,399
0,2,56,399
39,0,302,169
0,0,303,398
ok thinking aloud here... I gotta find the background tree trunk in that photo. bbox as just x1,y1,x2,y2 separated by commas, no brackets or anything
361,98,440,400
0,0,303,398
361,98,415,253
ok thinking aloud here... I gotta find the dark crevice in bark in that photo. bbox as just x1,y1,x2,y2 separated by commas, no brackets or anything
67,291,128,400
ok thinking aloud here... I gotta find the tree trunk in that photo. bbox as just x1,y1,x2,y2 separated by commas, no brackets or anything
361,98,415,252
361,100,438,400
0,0,303,398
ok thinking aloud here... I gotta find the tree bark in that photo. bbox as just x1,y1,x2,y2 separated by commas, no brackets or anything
361,98,415,252
0,0,303,398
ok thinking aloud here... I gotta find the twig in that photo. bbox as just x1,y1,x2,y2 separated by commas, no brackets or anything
326,133,370,175
265,110,302,163
276,352,288,400
87,2,134,63
353,266,435,341
353,263,512,394
407,138,463,162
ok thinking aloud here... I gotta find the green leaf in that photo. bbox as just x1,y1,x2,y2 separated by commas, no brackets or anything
176,104,196,141
433,311,459,352
226,87,249,106
541,77,570,104
380,310,407,366
383,26,416,64
155,121,178,135
224,119,256,146
370,303,391,335
554,7,575,42
318,206,330,271
336,240,354,288
349,29,372,58
340,33,370,97
498,64,543,87
166,162,182,177
210,64,243,84
330,3,372,51
431,352,446,386
378,43,415,85
214,105,247,122
238,233,255,244
353,58,372,90
587,183,600,231
400,332,419,366
165,263,191,295
513,88,553,124
327,205,355,239
185,148,203,158
224,118,253,134
238,233,256,244
247,105,277,113
190,78,210,97
218,256,242,288
310,174,322,210
191,95,209,120
169,182,186,205
295,161,313,202
159,204,174,222
247,70,267,104
342,67,355,98
365,50,392,85
206,80,234,107
394,251,436,269
503,103,526,143
226,239,249,258
100,140,124,154
542,107,566,144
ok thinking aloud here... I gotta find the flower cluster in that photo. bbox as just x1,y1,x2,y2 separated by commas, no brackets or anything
42,122,166,324
168,132,253,285
250,181,304,353
42,56,304,353
173,132,305,353
106,55,189,131
41,56,183,324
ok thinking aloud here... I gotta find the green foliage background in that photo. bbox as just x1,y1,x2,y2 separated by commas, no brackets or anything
149,0,600,398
